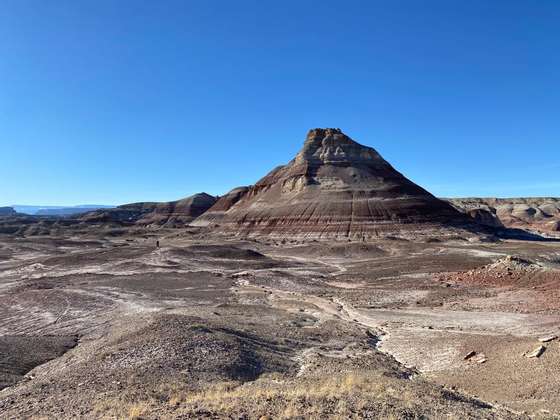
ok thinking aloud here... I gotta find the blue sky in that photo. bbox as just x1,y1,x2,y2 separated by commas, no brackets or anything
1,1,559,206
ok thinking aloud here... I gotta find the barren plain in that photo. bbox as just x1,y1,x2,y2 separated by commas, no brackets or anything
1,228,560,419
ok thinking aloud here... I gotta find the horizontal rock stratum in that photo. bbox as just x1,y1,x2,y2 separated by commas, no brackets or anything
193,128,473,239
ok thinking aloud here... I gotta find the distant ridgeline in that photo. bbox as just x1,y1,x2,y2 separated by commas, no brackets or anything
12,205,114,216
2,129,558,239
0,207,16,216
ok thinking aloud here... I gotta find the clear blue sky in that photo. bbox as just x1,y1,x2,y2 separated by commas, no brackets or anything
1,1,559,206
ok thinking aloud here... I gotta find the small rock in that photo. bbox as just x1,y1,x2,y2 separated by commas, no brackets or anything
526,345,545,358
464,351,477,360
538,335,558,343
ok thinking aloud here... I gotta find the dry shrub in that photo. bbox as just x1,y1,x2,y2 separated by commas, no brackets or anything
164,372,391,418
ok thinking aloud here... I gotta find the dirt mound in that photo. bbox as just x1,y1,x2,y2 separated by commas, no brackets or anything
0,315,295,417
102,315,293,382
282,242,388,259
136,193,217,227
185,244,267,260
487,255,537,271
0,335,77,390
436,255,554,289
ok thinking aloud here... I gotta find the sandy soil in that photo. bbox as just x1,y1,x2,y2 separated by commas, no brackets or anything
0,231,559,418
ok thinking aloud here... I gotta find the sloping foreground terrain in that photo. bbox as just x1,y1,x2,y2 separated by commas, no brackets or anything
193,128,477,239
1,229,560,418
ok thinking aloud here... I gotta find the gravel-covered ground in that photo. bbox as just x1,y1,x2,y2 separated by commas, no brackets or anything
0,230,559,418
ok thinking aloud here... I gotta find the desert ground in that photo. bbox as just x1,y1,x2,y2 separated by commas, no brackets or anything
1,229,559,419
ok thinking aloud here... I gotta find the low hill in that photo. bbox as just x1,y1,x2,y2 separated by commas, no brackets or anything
0,207,17,217
79,193,217,227
449,198,560,235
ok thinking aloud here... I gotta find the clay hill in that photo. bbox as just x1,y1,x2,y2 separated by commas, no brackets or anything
193,128,472,239
80,193,217,227
449,197,560,235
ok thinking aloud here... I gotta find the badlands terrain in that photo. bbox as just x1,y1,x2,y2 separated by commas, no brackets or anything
1,129,560,419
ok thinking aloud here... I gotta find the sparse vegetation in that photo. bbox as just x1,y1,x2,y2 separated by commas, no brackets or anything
92,371,504,419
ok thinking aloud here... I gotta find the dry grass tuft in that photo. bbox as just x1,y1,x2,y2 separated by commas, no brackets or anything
128,401,149,419
89,371,487,419
162,372,393,418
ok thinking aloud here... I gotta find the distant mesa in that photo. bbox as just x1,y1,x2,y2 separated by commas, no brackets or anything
36,206,114,217
0,207,17,217
193,128,473,239
12,205,114,216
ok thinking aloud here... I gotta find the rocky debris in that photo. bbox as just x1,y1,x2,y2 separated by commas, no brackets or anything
464,351,486,364
538,335,558,343
487,255,539,272
231,271,252,279
437,255,542,288
193,128,475,239
449,198,560,235
525,345,545,358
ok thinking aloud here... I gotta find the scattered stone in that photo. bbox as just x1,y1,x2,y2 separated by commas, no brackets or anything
231,271,251,278
525,345,545,358
538,335,558,343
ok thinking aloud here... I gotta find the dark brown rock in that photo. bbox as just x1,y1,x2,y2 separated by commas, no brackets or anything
79,193,216,226
137,193,217,227
195,187,250,227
